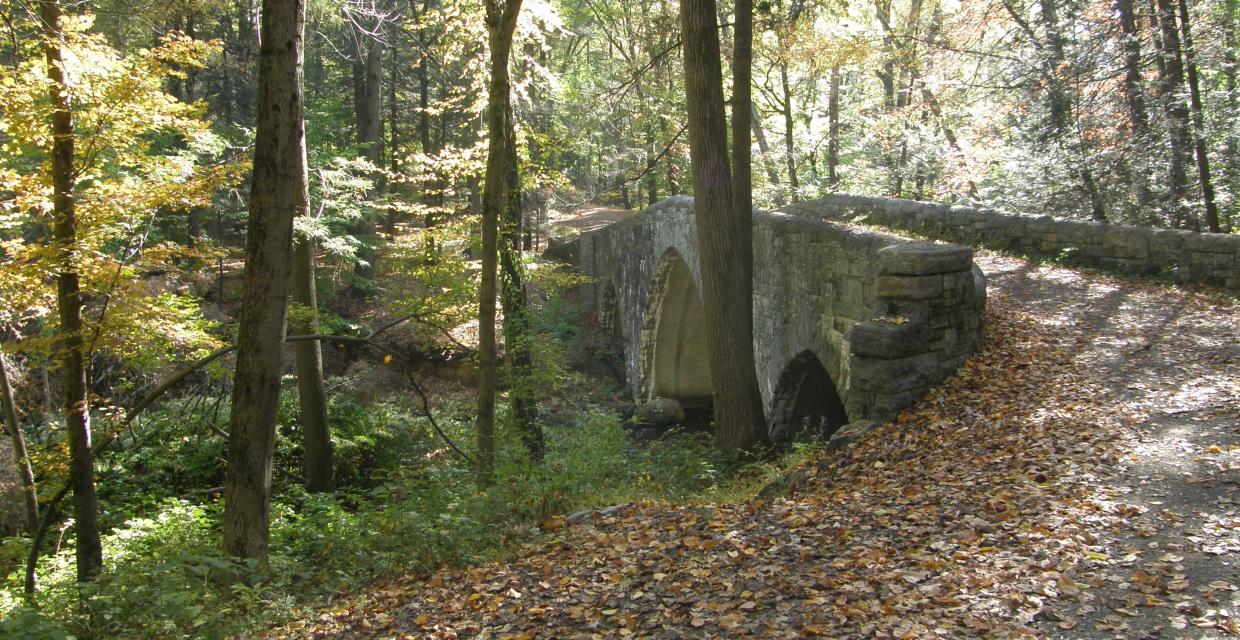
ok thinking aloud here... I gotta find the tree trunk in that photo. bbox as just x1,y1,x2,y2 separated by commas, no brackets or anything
1154,0,1195,228
353,27,384,282
680,0,768,454
185,12,204,248
1116,0,1149,133
40,0,103,585
234,0,258,125
478,0,523,485
1176,0,1220,232
1225,0,1238,230
0,354,38,533
827,66,842,191
291,229,332,492
779,60,799,203
362,34,384,169
223,0,306,564
1115,0,1155,215
1038,0,1071,134
732,0,756,330
499,104,542,461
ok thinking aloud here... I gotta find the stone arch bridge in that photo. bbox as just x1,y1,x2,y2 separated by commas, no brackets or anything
571,196,987,440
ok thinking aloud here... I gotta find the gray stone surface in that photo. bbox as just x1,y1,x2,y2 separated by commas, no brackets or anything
784,194,1240,289
573,196,986,429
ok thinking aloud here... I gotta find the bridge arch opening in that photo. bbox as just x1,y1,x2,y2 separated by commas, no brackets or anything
768,350,848,444
640,248,712,408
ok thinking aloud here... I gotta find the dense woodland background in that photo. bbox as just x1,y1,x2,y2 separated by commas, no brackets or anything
0,0,1236,636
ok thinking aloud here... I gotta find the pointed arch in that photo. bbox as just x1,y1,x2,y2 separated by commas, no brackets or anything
638,248,712,406
768,350,848,443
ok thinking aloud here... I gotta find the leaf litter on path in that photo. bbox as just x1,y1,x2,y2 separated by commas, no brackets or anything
270,253,1239,639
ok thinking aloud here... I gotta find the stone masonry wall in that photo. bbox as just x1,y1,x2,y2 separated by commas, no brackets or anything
784,194,1240,289
575,196,987,427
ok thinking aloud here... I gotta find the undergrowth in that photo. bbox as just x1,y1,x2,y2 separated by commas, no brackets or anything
0,387,812,639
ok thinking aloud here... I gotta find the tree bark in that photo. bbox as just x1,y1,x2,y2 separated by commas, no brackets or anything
0,354,38,533
680,0,768,454
827,66,842,191
1225,0,1238,230
732,0,756,331
353,23,385,282
185,11,204,248
40,0,103,584
499,104,542,461
733,0,754,254
1116,0,1149,133
234,0,259,125
478,0,523,485
1115,0,1155,215
1176,0,1220,232
223,0,306,564
1153,0,1195,228
779,60,799,203
291,226,333,492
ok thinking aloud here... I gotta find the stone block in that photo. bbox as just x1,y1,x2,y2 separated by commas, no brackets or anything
876,243,973,276
850,352,940,393
1149,228,1188,257
850,316,929,359
870,391,915,420
1184,231,1240,254
1102,226,1151,259
877,274,944,300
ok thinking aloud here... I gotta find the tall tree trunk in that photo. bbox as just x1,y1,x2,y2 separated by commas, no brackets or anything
1038,0,1071,134
732,0,756,340
1115,0,1155,215
733,0,754,235
0,354,38,533
353,27,384,282
362,35,384,169
1116,0,1149,133
1225,0,1238,229
1154,0,1195,228
779,60,799,202
223,0,306,564
185,12,204,248
386,38,401,235
478,0,523,485
827,66,842,191
1176,0,1220,232
40,0,103,584
499,103,541,461
234,0,258,125
292,229,332,492
351,57,366,137
680,0,768,454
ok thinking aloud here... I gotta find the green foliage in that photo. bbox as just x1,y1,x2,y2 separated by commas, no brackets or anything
0,14,240,360
1,380,806,638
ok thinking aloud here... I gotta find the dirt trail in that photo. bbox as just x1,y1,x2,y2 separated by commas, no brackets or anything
273,253,1238,639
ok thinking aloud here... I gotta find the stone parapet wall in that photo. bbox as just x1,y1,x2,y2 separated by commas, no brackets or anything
574,196,986,428
784,194,1240,289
